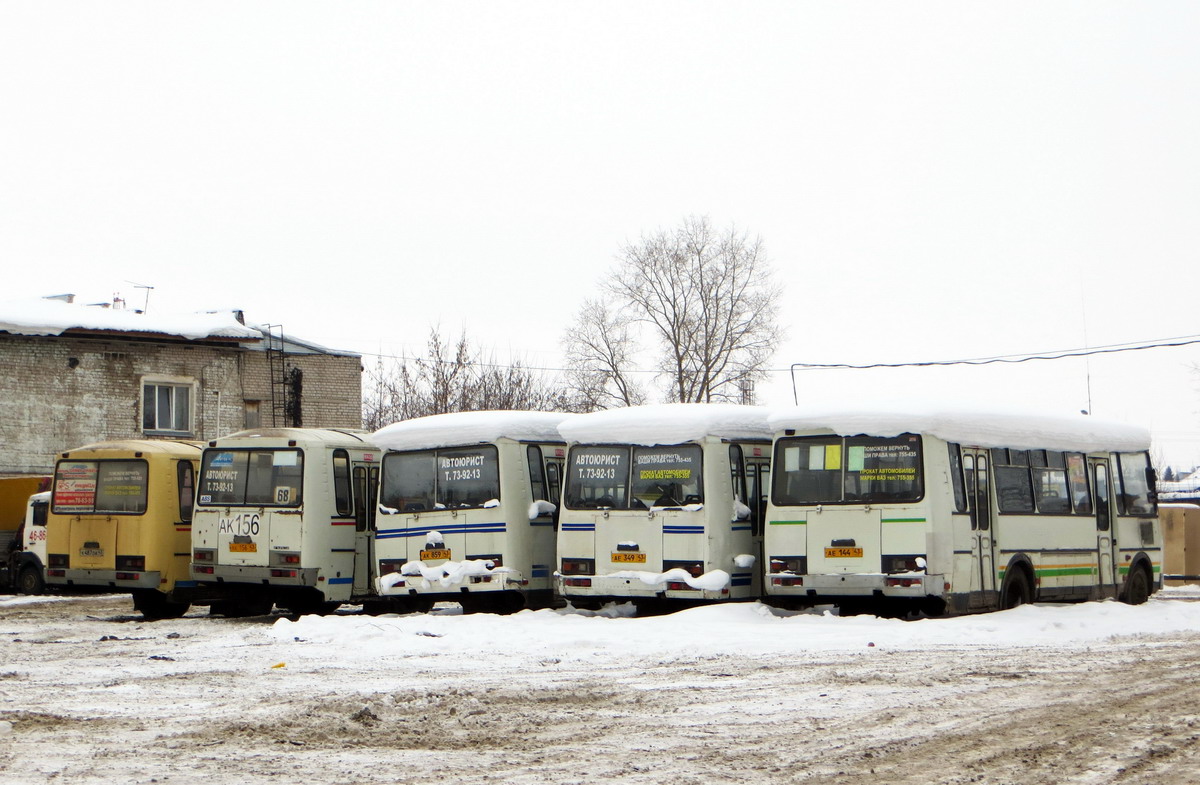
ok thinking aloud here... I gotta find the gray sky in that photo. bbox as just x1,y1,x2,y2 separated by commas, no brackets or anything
3,2,1198,465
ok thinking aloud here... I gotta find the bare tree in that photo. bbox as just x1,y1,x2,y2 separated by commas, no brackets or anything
563,216,781,406
562,299,646,411
363,328,569,429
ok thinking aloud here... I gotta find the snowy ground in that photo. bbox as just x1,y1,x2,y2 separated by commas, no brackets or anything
2,590,1200,785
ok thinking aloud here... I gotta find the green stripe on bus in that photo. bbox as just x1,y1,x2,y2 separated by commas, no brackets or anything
882,518,926,524
769,520,806,526
1034,567,1096,578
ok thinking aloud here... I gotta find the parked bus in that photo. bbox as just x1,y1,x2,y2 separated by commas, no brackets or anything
556,404,772,612
764,408,1162,616
44,440,202,619
190,428,380,616
373,411,567,614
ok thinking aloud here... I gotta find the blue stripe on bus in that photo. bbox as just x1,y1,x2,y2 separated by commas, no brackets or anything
376,522,507,540
561,523,595,532
328,577,353,585
664,526,704,534
731,577,752,586
531,569,550,578
731,525,751,531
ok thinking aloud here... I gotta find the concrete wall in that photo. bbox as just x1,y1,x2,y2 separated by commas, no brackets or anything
0,333,363,475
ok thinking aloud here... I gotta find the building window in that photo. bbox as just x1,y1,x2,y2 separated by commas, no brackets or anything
143,381,193,435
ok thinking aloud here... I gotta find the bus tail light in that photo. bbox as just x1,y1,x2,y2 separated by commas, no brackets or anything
193,549,215,562
882,555,926,574
270,569,297,578
770,556,807,574
195,565,214,574
49,554,68,568
772,576,803,587
270,552,301,567
663,560,703,578
886,577,923,588
116,555,145,571
378,559,405,576
561,558,594,576
564,577,592,588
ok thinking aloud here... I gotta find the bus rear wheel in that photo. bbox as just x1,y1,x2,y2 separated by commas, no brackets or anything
133,590,189,620
1122,567,1151,605
17,566,45,595
999,570,1032,610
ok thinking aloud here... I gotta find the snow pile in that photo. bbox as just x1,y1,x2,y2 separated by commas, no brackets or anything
560,403,773,446
769,404,1151,453
0,297,261,340
372,410,570,451
268,595,1200,659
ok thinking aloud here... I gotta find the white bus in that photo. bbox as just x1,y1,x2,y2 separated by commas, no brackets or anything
556,404,772,612
190,428,380,616
372,411,567,614
764,408,1162,616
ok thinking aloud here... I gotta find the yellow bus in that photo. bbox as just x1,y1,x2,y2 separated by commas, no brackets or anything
44,439,202,619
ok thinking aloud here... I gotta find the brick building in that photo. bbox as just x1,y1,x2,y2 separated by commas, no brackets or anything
0,296,364,476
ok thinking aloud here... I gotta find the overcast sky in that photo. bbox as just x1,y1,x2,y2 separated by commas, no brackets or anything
3,2,1198,465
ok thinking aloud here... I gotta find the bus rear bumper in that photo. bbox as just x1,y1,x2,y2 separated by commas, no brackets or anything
556,574,732,603
379,570,528,597
192,564,320,588
767,572,945,599
46,569,162,590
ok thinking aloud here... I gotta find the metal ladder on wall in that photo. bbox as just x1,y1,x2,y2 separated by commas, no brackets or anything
264,324,289,427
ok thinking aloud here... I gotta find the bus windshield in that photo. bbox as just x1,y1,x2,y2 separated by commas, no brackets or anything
565,446,629,509
630,445,703,508
197,449,304,507
774,434,923,505
380,445,500,512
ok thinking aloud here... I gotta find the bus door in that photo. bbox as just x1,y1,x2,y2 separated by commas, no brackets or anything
962,449,996,603
1091,459,1116,595
352,462,378,596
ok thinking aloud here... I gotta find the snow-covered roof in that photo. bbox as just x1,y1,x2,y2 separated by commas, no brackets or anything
559,403,774,446
768,406,1151,453
372,411,570,452
0,297,262,341
215,428,375,447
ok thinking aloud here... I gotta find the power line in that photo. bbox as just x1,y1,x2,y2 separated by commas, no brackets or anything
789,334,1200,371
356,333,1200,375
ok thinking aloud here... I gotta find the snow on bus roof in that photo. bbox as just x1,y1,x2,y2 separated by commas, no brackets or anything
768,405,1151,453
371,410,570,451
0,297,261,340
558,403,774,446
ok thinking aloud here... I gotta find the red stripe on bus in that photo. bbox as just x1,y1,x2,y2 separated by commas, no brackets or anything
331,520,356,526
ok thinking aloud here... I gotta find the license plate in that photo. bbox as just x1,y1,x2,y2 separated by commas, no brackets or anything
79,547,103,558
611,552,647,563
420,548,451,561
824,547,864,558
228,542,257,553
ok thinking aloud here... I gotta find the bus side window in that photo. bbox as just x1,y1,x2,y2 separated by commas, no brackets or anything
333,450,352,517
178,460,195,523
527,446,548,506
352,466,370,532
949,443,967,513
545,459,563,526
1066,452,1092,514
750,459,770,538
729,445,748,516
